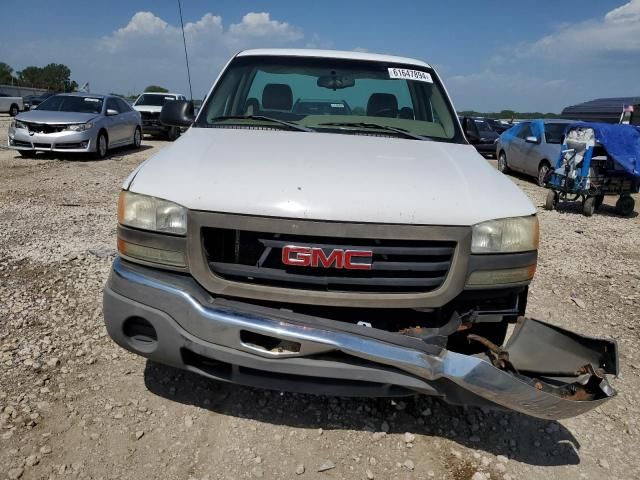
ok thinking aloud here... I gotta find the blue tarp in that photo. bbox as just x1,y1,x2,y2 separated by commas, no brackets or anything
568,122,640,179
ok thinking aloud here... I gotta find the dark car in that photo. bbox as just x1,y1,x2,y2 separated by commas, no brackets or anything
459,116,500,156
485,118,511,134
26,92,59,110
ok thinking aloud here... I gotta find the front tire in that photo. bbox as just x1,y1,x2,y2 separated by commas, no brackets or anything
167,126,180,141
95,131,108,159
9,104,19,117
18,150,36,158
537,161,550,187
583,196,595,217
132,127,142,149
616,195,635,216
544,190,558,211
498,151,509,173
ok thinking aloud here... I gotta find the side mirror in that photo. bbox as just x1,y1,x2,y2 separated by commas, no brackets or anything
525,136,539,144
161,100,195,127
106,109,119,116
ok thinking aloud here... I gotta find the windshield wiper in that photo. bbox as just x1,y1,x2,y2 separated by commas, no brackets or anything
210,115,313,132
318,122,431,141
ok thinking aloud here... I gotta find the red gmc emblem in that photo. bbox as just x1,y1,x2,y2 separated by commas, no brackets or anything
282,245,373,270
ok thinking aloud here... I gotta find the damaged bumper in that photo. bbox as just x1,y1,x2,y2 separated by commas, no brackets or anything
103,258,617,419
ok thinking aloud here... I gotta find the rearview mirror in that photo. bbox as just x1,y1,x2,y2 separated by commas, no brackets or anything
106,109,118,116
161,100,195,127
317,75,355,90
525,136,539,144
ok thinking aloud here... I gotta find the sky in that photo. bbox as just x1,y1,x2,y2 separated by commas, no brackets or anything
1,0,639,112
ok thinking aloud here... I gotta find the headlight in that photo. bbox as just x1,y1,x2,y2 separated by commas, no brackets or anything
118,191,187,235
471,216,539,254
65,122,93,132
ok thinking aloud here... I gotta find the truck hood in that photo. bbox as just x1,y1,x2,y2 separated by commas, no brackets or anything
133,105,162,113
16,110,99,124
127,128,535,226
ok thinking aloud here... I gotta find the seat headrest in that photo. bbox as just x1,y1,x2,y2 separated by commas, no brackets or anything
262,84,293,110
367,93,398,118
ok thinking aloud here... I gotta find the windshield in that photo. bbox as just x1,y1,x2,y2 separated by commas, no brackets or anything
134,94,177,107
37,95,104,114
196,55,463,143
474,119,494,133
544,123,569,144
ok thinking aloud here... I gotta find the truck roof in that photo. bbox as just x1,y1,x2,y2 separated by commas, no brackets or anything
138,92,183,97
237,48,431,69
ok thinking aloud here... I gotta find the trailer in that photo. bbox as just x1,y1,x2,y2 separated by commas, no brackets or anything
544,123,640,217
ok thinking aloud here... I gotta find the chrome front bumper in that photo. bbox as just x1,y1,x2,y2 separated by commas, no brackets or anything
103,258,617,419
8,127,94,152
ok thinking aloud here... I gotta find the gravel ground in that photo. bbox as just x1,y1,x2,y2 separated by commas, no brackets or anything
1,112,639,480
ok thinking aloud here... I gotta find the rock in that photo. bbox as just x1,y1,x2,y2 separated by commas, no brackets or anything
46,357,60,368
403,459,415,470
135,430,144,440
90,433,100,440
254,455,262,464
372,431,386,441
496,454,509,464
39,445,52,455
8,467,24,479
295,464,305,475
184,416,193,428
598,458,610,470
25,454,39,467
366,469,374,479
369,457,377,466
571,297,586,309
251,466,264,478
471,472,488,480
317,460,336,472
403,432,415,443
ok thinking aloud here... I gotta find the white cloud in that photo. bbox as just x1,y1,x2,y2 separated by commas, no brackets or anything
0,11,305,99
523,0,640,60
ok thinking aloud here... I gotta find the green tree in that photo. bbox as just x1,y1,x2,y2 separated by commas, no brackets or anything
144,85,169,93
0,62,14,84
16,63,77,91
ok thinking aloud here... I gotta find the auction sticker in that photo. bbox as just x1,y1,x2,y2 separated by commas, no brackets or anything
388,68,432,83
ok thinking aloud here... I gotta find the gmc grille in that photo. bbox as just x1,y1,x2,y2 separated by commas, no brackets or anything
202,228,455,293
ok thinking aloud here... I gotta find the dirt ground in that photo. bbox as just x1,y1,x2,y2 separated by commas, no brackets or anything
1,113,639,480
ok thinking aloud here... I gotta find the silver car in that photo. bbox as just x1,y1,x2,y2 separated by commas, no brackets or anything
495,119,574,186
7,93,142,159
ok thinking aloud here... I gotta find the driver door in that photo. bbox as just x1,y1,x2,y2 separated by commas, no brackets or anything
104,98,126,145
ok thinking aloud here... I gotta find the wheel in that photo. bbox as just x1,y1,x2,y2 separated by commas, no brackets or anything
498,151,509,173
582,196,595,217
132,127,142,149
537,162,550,187
18,150,36,158
544,190,558,211
9,104,19,116
594,195,604,210
167,126,180,141
615,195,635,216
94,131,108,159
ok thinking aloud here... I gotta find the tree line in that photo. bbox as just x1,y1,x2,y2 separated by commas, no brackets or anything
0,62,78,92
457,109,562,119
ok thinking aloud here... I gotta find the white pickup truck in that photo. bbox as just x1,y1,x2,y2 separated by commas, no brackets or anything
103,49,617,419
0,93,24,116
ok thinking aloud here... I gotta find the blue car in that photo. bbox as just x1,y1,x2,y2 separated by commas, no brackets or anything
495,119,574,186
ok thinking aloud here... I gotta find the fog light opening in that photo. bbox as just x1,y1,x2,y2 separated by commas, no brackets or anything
122,316,158,352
